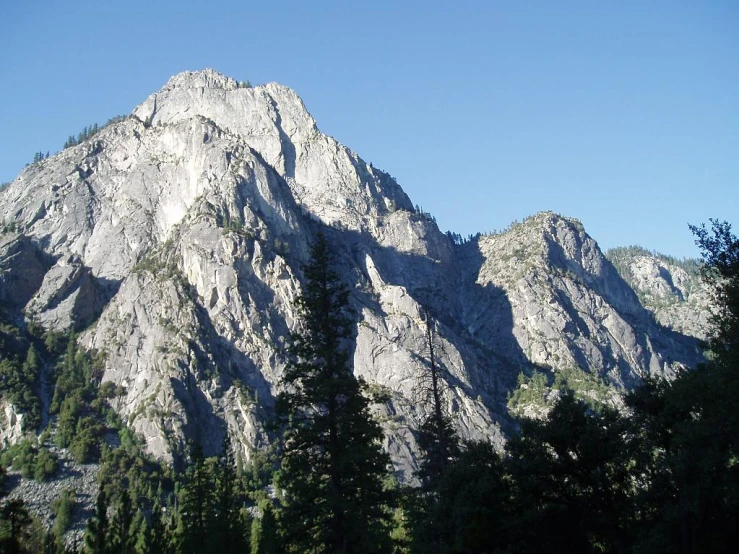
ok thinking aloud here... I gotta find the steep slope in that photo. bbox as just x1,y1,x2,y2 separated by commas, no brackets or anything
0,70,703,478
606,246,711,339
459,214,704,415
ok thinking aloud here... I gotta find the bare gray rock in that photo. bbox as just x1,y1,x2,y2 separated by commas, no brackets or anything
6,447,99,548
0,233,52,311
606,249,711,340
0,400,24,447
0,70,706,481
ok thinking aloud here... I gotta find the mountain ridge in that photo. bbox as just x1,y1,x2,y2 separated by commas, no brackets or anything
0,69,706,480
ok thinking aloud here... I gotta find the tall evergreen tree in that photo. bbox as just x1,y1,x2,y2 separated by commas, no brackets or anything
251,500,279,554
130,509,149,554
148,499,170,554
0,499,32,554
409,309,461,554
277,232,394,553
415,307,459,488
505,393,637,553
212,435,247,551
624,220,739,553
178,444,215,554
109,488,135,554
84,489,109,554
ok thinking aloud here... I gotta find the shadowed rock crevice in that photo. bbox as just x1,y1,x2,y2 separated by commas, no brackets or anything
0,70,709,478
0,233,55,314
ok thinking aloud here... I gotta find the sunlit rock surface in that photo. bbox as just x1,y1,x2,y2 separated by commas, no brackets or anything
0,70,705,479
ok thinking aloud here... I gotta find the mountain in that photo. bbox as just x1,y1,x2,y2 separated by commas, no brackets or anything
606,246,711,340
0,69,705,479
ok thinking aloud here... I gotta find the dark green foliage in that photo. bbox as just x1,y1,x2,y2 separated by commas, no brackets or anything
68,417,105,463
415,414,459,489
84,442,177,553
0,322,109,442
79,433,258,553
408,394,639,553
250,499,279,554
0,323,25,358
0,499,32,554
413,204,437,224
277,232,394,553
407,395,637,554
96,440,173,515
211,436,248,552
109,488,136,554
415,308,460,491
0,439,58,482
177,445,215,553
444,230,480,245
84,488,109,554
51,489,75,542
147,500,169,554
620,220,739,553
31,152,50,164
607,245,701,279
219,215,253,238
0,499,46,553
410,412,461,553
131,509,149,554
62,116,125,150
51,339,104,415
409,441,510,554
505,394,637,553
508,366,613,416
32,447,58,482
0,342,42,431
51,339,107,461
691,219,739,356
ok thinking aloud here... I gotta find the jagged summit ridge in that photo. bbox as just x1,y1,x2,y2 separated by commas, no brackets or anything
0,70,704,478
133,69,413,235
161,68,243,91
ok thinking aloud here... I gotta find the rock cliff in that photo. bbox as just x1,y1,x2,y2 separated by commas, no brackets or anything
606,246,711,340
0,69,705,478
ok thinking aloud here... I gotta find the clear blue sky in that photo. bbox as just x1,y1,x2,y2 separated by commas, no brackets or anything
1,1,737,258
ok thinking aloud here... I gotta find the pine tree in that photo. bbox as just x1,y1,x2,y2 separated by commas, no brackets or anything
250,500,278,554
212,435,247,551
0,464,6,497
409,309,461,553
0,499,32,554
20,345,41,430
178,444,215,553
51,488,75,545
110,488,134,554
148,499,169,554
85,487,109,554
131,509,149,554
415,307,459,488
625,220,739,553
276,232,394,553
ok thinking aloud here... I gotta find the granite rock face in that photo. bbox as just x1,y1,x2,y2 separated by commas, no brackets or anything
0,400,25,447
606,248,711,340
0,70,706,477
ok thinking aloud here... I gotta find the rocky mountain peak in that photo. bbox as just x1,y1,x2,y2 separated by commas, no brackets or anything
131,70,411,236
606,246,710,339
162,68,242,91
0,70,707,478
